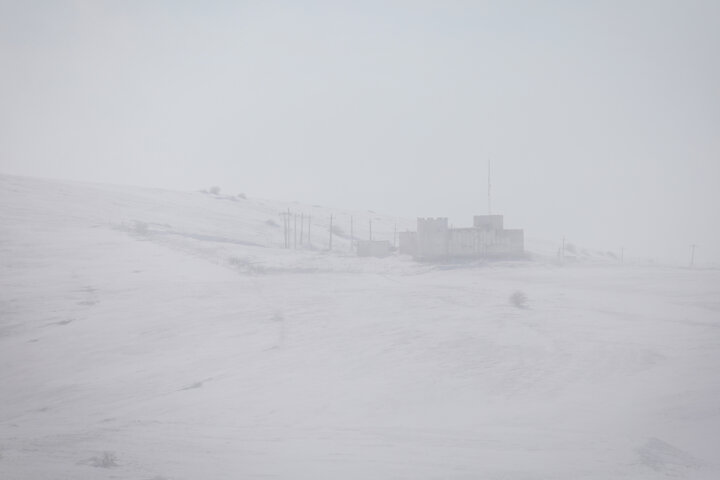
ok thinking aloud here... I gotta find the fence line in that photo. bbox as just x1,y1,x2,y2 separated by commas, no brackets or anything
278,210,403,253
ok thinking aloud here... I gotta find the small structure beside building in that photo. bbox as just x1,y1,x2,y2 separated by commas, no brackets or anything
400,214,524,260
357,239,392,258
398,231,417,256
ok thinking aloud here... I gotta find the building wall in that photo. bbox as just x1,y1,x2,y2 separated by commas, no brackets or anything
448,228,496,256
473,215,504,230
447,228,526,257
417,218,449,259
414,216,523,259
448,228,476,256
396,216,524,260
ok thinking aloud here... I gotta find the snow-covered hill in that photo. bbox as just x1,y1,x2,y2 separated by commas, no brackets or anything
1,174,719,479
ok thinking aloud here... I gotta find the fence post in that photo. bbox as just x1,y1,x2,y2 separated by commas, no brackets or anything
281,210,290,248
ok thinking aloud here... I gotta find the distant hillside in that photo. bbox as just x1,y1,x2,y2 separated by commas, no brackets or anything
0,174,419,275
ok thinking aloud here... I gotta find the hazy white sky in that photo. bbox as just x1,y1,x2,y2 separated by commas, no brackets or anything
1,1,718,264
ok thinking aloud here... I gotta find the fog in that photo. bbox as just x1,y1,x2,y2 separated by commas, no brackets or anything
2,4,720,478
1,1,719,263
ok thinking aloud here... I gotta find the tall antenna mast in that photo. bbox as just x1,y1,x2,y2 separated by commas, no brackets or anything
487,158,492,216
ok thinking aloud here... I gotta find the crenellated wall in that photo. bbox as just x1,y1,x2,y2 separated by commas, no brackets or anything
404,215,524,260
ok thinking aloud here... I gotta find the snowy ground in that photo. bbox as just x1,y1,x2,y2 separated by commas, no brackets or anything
1,174,719,479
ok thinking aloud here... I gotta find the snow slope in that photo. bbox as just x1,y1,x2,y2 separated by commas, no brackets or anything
1,174,719,479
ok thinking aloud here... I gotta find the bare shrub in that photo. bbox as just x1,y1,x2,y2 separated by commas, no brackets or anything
88,451,117,468
133,221,149,235
228,256,265,274
237,192,247,199
209,186,221,195
509,290,528,309
228,256,251,267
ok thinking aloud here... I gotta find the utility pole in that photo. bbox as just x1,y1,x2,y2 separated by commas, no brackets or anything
293,213,297,249
280,213,286,248
308,215,312,247
300,213,304,245
287,208,291,248
488,158,492,216
690,244,697,268
280,210,290,248
329,215,333,251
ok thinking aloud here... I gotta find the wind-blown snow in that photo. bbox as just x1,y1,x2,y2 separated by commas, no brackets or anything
1,174,719,479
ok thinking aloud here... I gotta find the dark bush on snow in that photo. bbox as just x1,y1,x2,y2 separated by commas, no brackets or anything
509,291,528,309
